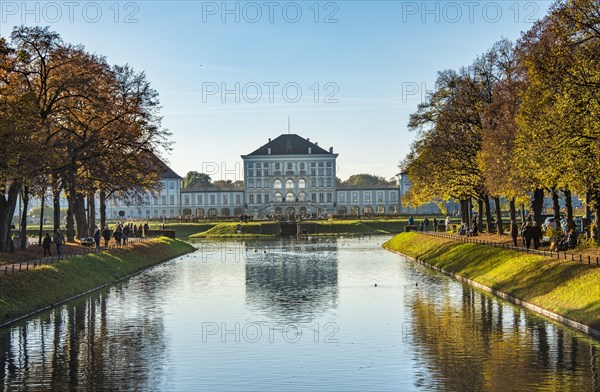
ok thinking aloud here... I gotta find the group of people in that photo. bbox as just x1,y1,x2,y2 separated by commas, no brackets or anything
93,222,150,249
41,229,65,257
409,215,452,232
509,219,543,249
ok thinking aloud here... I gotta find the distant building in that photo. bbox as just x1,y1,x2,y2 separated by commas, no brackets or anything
102,133,402,220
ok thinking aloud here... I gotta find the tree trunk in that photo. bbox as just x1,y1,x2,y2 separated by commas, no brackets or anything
460,199,469,226
531,188,545,227
484,195,493,233
494,196,504,234
88,192,96,233
509,197,516,223
477,197,483,229
38,189,45,246
66,192,76,243
53,187,61,232
0,180,21,252
521,203,526,224
564,189,574,230
99,190,107,230
551,188,561,230
19,186,30,250
73,194,89,239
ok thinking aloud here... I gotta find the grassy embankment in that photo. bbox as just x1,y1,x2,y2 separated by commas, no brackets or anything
189,218,411,238
383,232,600,331
0,237,194,325
189,222,281,238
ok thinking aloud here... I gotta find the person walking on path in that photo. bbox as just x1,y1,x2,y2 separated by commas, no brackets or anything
433,217,438,232
42,233,52,257
424,217,430,231
510,220,519,247
53,230,64,257
102,226,111,248
445,216,451,232
524,222,533,249
93,228,101,251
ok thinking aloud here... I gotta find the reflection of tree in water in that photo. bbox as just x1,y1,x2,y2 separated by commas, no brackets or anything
0,285,168,390
245,239,339,322
408,284,600,391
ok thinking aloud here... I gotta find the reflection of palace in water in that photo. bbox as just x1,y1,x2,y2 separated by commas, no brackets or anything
244,239,339,321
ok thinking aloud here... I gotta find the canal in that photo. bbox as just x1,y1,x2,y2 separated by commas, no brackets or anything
0,237,598,391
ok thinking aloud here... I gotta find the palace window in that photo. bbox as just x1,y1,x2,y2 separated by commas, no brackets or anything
298,192,306,202
299,179,306,189
327,193,332,202
235,194,241,204
274,180,282,189
319,178,325,187
287,162,292,170
339,193,346,203
286,179,294,190
300,163,305,170
365,193,371,203
249,194,254,204
319,193,324,203
311,193,317,202
286,192,295,202
248,179,254,188
264,194,269,203
223,195,228,205
169,182,174,189
162,196,167,205
184,195,190,205
197,195,203,204
275,163,280,170
274,193,282,202
352,192,358,203
378,192,384,202
210,195,215,205
169,195,175,205
311,178,317,187
257,194,262,204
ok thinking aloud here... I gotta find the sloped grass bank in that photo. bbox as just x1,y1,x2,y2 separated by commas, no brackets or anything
383,232,600,333
189,222,280,238
0,237,194,326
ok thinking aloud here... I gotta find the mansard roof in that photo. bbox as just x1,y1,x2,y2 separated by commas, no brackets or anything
245,134,334,156
151,155,182,179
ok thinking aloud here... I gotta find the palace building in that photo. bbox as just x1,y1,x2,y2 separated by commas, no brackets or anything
104,134,405,219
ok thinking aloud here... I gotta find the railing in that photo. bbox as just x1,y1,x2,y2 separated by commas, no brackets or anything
2,237,148,276
419,231,599,267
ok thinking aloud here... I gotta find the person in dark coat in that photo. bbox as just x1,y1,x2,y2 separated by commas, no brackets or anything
93,228,101,251
510,220,519,247
102,226,111,248
524,222,533,249
424,217,430,231
433,217,438,232
42,233,52,257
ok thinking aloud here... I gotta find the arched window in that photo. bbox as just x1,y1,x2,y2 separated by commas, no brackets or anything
298,192,306,202
248,179,254,188
274,192,282,202
286,192,295,202
286,179,294,190
326,178,332,187
255,179,261,188
274,180,282,189
287,162,293,170
319,178,325,187
311,177,317,187
299,179,306,189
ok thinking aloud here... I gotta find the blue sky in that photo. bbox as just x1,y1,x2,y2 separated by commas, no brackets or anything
0,1,552,181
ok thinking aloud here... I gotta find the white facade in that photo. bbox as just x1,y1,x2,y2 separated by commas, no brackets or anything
99,134,403,220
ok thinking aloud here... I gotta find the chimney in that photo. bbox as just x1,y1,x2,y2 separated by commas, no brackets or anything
268,148,271,155
315,142,318,146
268,138,271,142
329,147,333,153
307,138,310,141
308,147,312,154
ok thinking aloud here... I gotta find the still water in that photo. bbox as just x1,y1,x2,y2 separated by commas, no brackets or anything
0,237,599,391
